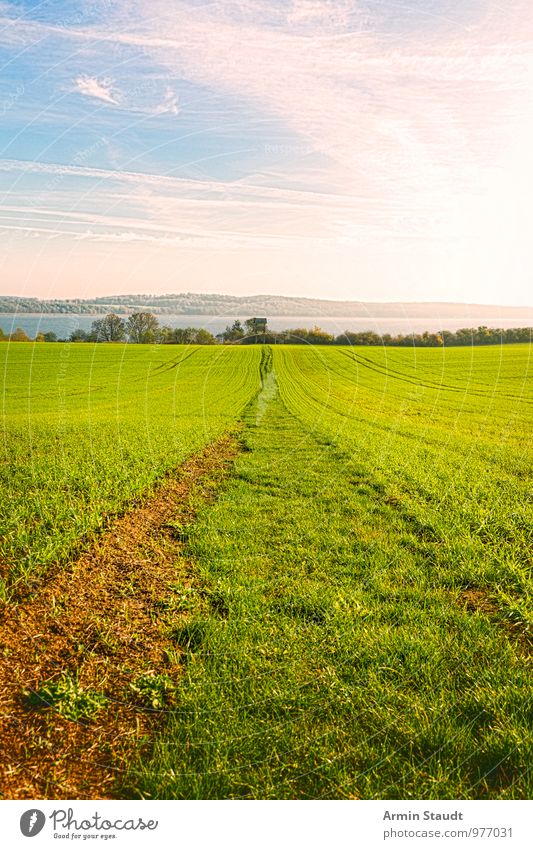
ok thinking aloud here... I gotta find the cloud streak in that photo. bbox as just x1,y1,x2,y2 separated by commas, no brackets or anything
74,76,118,105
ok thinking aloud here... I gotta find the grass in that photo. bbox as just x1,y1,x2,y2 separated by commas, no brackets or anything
1,341,531,799
0,342,261,596
25,674,108,722
274,345,533,619
125,348,532,799
130,672,177,710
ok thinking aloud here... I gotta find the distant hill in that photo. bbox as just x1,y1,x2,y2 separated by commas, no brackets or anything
0,293,531,319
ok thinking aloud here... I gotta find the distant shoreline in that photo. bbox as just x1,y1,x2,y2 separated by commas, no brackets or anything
2,313,532,348
2,313,533,342
0,293,531,319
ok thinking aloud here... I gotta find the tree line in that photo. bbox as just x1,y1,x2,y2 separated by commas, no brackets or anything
1,313,532,346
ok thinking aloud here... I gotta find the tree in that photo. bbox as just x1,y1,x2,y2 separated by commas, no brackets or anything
308,325,335,344
127,312,159,344
10,327,30,342
43,331,57,342
91,313,126,342
288,328,310,344
156,325,174,344
166,327,196,344
222,320,245,343
193,328,216,345
244,317,268,335
69,329,90,342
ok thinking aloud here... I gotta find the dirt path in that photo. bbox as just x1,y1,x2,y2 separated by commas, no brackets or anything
0,433,241,799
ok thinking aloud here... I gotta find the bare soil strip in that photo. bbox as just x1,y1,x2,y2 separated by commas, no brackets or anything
0,433,241,800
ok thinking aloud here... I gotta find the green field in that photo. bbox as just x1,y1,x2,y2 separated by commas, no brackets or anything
0,343,261,595
1,341,531,799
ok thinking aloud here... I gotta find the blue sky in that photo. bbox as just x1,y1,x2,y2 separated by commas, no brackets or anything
0,0,531,304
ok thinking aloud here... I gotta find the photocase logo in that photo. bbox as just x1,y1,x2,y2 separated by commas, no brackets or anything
20,810,46,837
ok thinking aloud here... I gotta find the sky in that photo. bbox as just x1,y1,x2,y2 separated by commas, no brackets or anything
0,0,532,305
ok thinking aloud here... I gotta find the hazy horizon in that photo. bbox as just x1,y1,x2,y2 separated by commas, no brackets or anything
1,2,532,306
2,293,533,311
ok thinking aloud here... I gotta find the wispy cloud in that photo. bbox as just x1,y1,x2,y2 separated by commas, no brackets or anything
0,159,369,248
152,87,179,115
72,75,178,114
0,158,365,209
74,76,119,105
286,0,354,28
